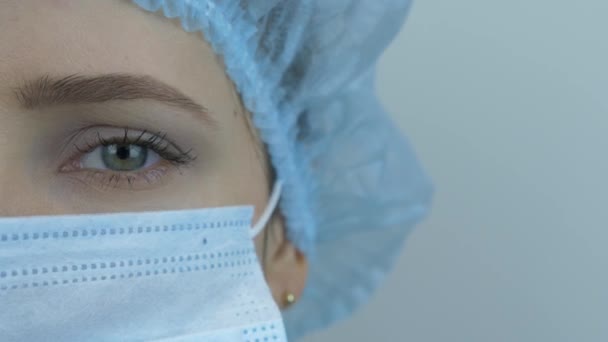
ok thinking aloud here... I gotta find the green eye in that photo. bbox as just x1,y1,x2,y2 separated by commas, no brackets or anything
101,144,148,171
81,144,159,172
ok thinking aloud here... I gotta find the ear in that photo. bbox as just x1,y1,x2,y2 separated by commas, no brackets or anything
257,211,308,309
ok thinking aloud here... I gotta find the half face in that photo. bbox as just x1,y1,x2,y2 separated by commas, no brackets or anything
0,0,306,308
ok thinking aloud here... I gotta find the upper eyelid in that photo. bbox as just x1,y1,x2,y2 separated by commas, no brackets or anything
67,127,196,163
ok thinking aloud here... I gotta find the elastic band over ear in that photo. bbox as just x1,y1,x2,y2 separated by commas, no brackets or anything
250,180,283,238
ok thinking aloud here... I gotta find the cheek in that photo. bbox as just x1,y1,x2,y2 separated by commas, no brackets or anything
252,225,282,307
213,107,272,220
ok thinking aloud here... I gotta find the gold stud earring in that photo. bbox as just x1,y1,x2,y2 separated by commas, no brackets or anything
284,293,296,307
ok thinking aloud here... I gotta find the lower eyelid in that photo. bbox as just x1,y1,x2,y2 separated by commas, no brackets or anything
61,161,176,191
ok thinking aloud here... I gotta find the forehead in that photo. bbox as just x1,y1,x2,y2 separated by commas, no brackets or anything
0,0,233,113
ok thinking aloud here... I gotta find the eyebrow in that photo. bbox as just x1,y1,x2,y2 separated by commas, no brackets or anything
13,73,214,124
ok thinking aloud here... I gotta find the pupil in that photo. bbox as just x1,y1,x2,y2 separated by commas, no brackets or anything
116,145,130,160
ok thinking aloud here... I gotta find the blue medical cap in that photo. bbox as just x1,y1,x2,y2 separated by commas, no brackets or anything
132,0,435,339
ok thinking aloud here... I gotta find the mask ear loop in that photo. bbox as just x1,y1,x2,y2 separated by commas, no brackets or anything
250,180,283,238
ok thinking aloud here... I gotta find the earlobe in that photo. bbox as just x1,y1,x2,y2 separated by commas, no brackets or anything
262,213,308,310
275,242,308,309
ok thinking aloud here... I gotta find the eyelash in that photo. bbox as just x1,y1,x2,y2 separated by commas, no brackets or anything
64,127,197,189
73,128,196,165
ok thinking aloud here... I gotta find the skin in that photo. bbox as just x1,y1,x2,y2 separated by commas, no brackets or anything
0,0,307,308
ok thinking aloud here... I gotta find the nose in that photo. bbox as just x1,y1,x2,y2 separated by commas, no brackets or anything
0,161,56,217
0,120,42,216
0,151,30,216
0,107,64,217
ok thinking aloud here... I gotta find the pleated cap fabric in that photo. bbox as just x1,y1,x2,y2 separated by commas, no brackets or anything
132,0,435,339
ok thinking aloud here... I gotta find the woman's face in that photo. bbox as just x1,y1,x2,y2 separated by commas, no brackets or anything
0,0,306,307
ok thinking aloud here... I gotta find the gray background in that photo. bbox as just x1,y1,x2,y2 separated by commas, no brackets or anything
303,0,608,341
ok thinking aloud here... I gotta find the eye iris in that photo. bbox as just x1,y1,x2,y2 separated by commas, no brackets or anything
101,144,148,171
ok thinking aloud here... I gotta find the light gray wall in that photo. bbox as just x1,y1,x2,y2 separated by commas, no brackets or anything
303,0,608,341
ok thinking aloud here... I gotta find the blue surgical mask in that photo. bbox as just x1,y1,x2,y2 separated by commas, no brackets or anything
0,182,287,341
